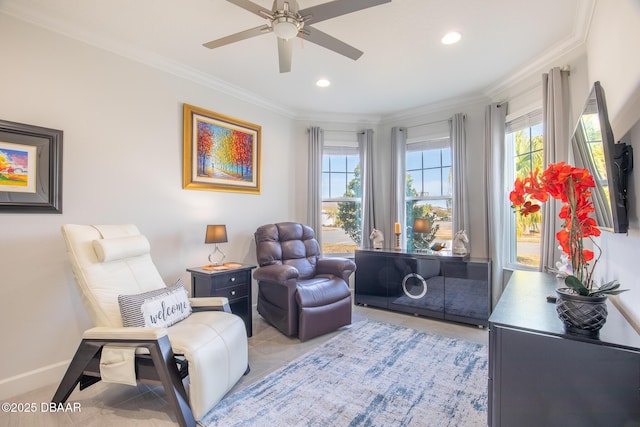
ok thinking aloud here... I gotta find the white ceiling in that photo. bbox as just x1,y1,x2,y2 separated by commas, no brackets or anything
1,0,592,118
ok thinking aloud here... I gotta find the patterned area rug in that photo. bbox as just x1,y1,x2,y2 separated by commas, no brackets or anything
201,320,487,427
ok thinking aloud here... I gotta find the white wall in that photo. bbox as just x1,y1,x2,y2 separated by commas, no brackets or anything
585,0,640,327
0,14,296,399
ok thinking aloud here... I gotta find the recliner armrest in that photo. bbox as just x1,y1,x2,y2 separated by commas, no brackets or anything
82,326,168,341
317,257,356,279
189,297,231,313
253,264,299,284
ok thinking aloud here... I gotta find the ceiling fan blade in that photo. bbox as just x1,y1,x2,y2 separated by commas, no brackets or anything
226,0,273,18
278,38,294,73
203,25,270,49
300,0,391,25
301,26,363,60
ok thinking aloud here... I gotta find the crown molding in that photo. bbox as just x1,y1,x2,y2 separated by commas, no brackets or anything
294,110,382,125
0,4,297,119
1,0,596,124
380,93,489,125
483,0,595,100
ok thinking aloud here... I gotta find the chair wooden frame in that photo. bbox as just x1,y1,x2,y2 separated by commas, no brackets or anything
53,335,195,427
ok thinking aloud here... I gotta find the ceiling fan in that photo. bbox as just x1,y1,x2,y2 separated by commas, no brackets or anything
203,0,391,73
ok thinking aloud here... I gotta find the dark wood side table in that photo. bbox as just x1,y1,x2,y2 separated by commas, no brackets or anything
187,264,256,337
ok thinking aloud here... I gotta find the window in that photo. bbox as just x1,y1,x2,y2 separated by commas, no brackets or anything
505,110,543,268
322,145,361,255
405,129,453,252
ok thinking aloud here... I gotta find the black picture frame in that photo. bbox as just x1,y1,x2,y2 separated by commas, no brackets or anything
0,119,63,213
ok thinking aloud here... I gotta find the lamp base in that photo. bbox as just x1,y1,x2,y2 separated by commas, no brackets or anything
208,245,226,266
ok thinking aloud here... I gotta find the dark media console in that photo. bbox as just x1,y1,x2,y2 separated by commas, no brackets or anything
354,249,491,327
488,271,640,426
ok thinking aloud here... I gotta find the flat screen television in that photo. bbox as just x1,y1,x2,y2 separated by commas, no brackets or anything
571,81,633,233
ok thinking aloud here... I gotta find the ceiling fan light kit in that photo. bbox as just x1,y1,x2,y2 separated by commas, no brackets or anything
272,16,302,39
204,0,392,73
268,1,305,40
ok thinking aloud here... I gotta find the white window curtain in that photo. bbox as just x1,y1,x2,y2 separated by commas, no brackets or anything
359,129,375,245
484,103,508,307
390,127,407,246
307,127,323,246
451,113,468,237
541,67,571,271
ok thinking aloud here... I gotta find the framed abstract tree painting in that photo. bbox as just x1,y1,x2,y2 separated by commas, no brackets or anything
183,104,261,194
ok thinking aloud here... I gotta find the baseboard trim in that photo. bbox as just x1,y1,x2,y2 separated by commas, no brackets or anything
0,359,70,401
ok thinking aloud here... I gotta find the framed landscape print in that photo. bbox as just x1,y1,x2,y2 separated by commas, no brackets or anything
0,119,63,213
183,104,261,194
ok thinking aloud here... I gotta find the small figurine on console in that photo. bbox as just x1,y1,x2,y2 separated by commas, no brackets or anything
554,245,571,278
452,230,469,255
369,228,384,249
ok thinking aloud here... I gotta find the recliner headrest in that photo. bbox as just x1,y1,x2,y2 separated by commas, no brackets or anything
92,235,151,262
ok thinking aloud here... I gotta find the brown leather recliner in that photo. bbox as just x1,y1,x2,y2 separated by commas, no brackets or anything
253,222,356,341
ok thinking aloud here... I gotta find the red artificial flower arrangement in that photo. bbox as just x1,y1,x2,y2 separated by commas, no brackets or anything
510,162,625,296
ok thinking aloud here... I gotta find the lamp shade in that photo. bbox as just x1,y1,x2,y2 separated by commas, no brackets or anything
205,224,228,244
413,218,431,233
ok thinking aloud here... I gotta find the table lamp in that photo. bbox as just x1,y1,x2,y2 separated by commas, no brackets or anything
205,224,227,265
412,218,431,252
413,218,431,234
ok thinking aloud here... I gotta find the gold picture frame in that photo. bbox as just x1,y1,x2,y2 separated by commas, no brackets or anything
183,104,261,194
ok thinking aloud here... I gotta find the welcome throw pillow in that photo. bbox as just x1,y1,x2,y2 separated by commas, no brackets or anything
118,279,192,328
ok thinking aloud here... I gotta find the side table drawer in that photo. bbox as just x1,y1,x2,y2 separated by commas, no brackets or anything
208,283,248,302
210,271,247,288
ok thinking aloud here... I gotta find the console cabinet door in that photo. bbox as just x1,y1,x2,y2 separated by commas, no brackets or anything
491,325,640,427
354,251,390,308
442,260,490,325
387,256,444,318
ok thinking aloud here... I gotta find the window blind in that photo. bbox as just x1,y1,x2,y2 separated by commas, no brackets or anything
505,109,542,133
406,120,450,151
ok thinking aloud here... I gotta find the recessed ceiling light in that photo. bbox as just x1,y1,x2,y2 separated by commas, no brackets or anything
441,31,462,45
316,79,331,87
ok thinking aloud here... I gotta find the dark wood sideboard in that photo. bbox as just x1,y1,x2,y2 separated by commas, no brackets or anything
488,270,640,427
354,248,491,327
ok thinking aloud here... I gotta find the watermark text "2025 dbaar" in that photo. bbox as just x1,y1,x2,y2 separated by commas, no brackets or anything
2,402,81,413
